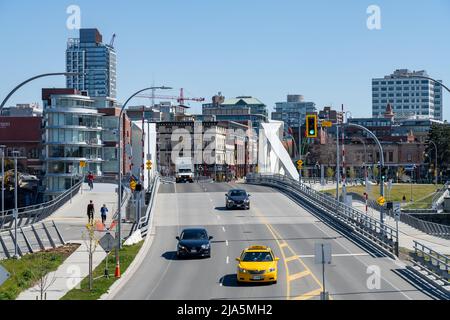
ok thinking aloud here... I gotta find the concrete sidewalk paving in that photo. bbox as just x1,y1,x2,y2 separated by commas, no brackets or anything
352,200,450,255
16,240,107,300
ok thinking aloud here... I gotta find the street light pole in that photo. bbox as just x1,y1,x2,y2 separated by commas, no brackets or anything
12,150,20,259
0,145,5,213
0,72,80,111
115,86,171,278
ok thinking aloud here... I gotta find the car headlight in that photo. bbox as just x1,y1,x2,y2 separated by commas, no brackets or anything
269,268,276,272
227,199,234,203
178,245,186,250
201,244,210,249
244,199,250,203
238,267,247,273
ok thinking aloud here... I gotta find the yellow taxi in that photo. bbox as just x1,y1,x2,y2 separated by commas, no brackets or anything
236,245,279,284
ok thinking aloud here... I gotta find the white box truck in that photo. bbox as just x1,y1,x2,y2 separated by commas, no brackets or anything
175,157,194,183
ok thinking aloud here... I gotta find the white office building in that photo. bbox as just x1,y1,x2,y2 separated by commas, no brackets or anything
372,69,443,120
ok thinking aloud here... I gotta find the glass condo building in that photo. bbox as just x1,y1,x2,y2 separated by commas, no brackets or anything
42,89,104,197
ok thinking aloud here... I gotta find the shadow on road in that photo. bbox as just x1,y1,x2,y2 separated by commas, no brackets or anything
220,274,273,287
162,251,210,261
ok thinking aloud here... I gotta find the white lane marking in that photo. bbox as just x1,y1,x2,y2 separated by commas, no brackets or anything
217,215,221,220
222,226,226,232
297,253,370,258
225,240,229,246
226,256,229,264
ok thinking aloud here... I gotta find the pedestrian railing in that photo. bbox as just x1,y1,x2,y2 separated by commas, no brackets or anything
348,192,450,240
0,180,83,231
432,182,450,210
246,173,399,257
136,175,160,237
0,220,65,260
409,241,449,289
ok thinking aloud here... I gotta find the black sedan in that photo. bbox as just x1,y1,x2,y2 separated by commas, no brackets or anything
176,228,213,258
225,189,251,210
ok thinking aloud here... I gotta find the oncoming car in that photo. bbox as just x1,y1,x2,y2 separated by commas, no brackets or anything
236,245,279,284
225,189,251,210
176,228,213,258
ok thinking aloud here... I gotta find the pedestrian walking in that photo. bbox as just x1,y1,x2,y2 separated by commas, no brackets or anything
100,204,108,225
87,200,95,225
87,172,94,190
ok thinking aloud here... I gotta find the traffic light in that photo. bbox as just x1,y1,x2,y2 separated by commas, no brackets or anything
135,183,142,192
305,115,318,138
146,160,152,170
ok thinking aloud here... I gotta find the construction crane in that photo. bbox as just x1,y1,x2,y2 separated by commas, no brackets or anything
136,88,205,106
109,33,116,47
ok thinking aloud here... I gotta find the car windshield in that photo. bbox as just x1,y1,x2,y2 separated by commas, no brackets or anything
179,169,191,173
230,190,246,197
242,251,273,262
181,230,208,240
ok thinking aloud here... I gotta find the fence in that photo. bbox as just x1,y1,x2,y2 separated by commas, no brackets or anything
0,180,83,231
409,240,449,292
0,220,65,260
246,173,399,257
135,175,160,237
347,192,450,239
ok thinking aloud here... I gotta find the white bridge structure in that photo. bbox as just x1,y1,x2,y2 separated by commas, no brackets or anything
258,120,299,181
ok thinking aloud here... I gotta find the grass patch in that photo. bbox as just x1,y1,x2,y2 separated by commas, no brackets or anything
0,244,80,300
323,184,441,208
61,241,143,300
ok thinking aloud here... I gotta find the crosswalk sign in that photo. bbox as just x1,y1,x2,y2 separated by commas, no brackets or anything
130,180,137,191
296,160,303,170
377,196,386,206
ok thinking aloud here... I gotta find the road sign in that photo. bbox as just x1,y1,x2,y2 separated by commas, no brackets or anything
80,161,86,168
130,180,137,191
315,243,332,264
393,202,401,221
377,196,386,206
98,232,116,253
296,159,303,169
322,120,332,128
0,265,10,286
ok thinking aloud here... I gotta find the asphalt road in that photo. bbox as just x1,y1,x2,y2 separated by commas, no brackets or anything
111,181,433,300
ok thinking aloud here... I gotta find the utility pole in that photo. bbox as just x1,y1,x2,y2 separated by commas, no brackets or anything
335,123,340,201
12,150,20,259
0,145,5,213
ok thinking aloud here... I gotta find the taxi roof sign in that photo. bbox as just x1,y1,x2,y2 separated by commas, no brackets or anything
247,245,269,251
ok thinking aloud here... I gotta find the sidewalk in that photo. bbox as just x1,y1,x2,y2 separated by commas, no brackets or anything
16,240,107,300
352,200,450,255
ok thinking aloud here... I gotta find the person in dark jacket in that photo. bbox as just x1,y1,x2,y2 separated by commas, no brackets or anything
87,200,95,224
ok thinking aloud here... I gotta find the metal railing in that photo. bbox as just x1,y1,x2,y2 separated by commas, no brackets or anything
410,241,449,287
432,182,449,210
246,173,399,256
0,180,83,231
400,214,450,239
136,175,160,237
347,192,450,239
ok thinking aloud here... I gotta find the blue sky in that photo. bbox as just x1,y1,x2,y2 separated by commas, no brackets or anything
1,0,450,119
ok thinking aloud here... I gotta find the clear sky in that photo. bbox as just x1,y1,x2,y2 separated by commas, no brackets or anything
1,0,450,119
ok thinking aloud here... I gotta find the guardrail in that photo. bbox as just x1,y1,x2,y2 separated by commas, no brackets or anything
0,180,83,231
246,173,399,257
432,182,449,210
347,192,450,239
409,241,449,291
136,175,160,237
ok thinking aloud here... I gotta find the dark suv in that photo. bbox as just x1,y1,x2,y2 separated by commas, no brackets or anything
176,228,213,258
225,189,251,210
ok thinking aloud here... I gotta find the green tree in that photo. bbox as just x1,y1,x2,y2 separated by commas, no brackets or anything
426,123,450,181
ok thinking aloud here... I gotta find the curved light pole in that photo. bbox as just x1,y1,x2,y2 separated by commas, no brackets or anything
115,86,171,276
0,72,80,111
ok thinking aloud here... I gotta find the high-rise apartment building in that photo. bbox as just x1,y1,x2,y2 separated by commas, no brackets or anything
66,28,117,99
372,69,443,120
